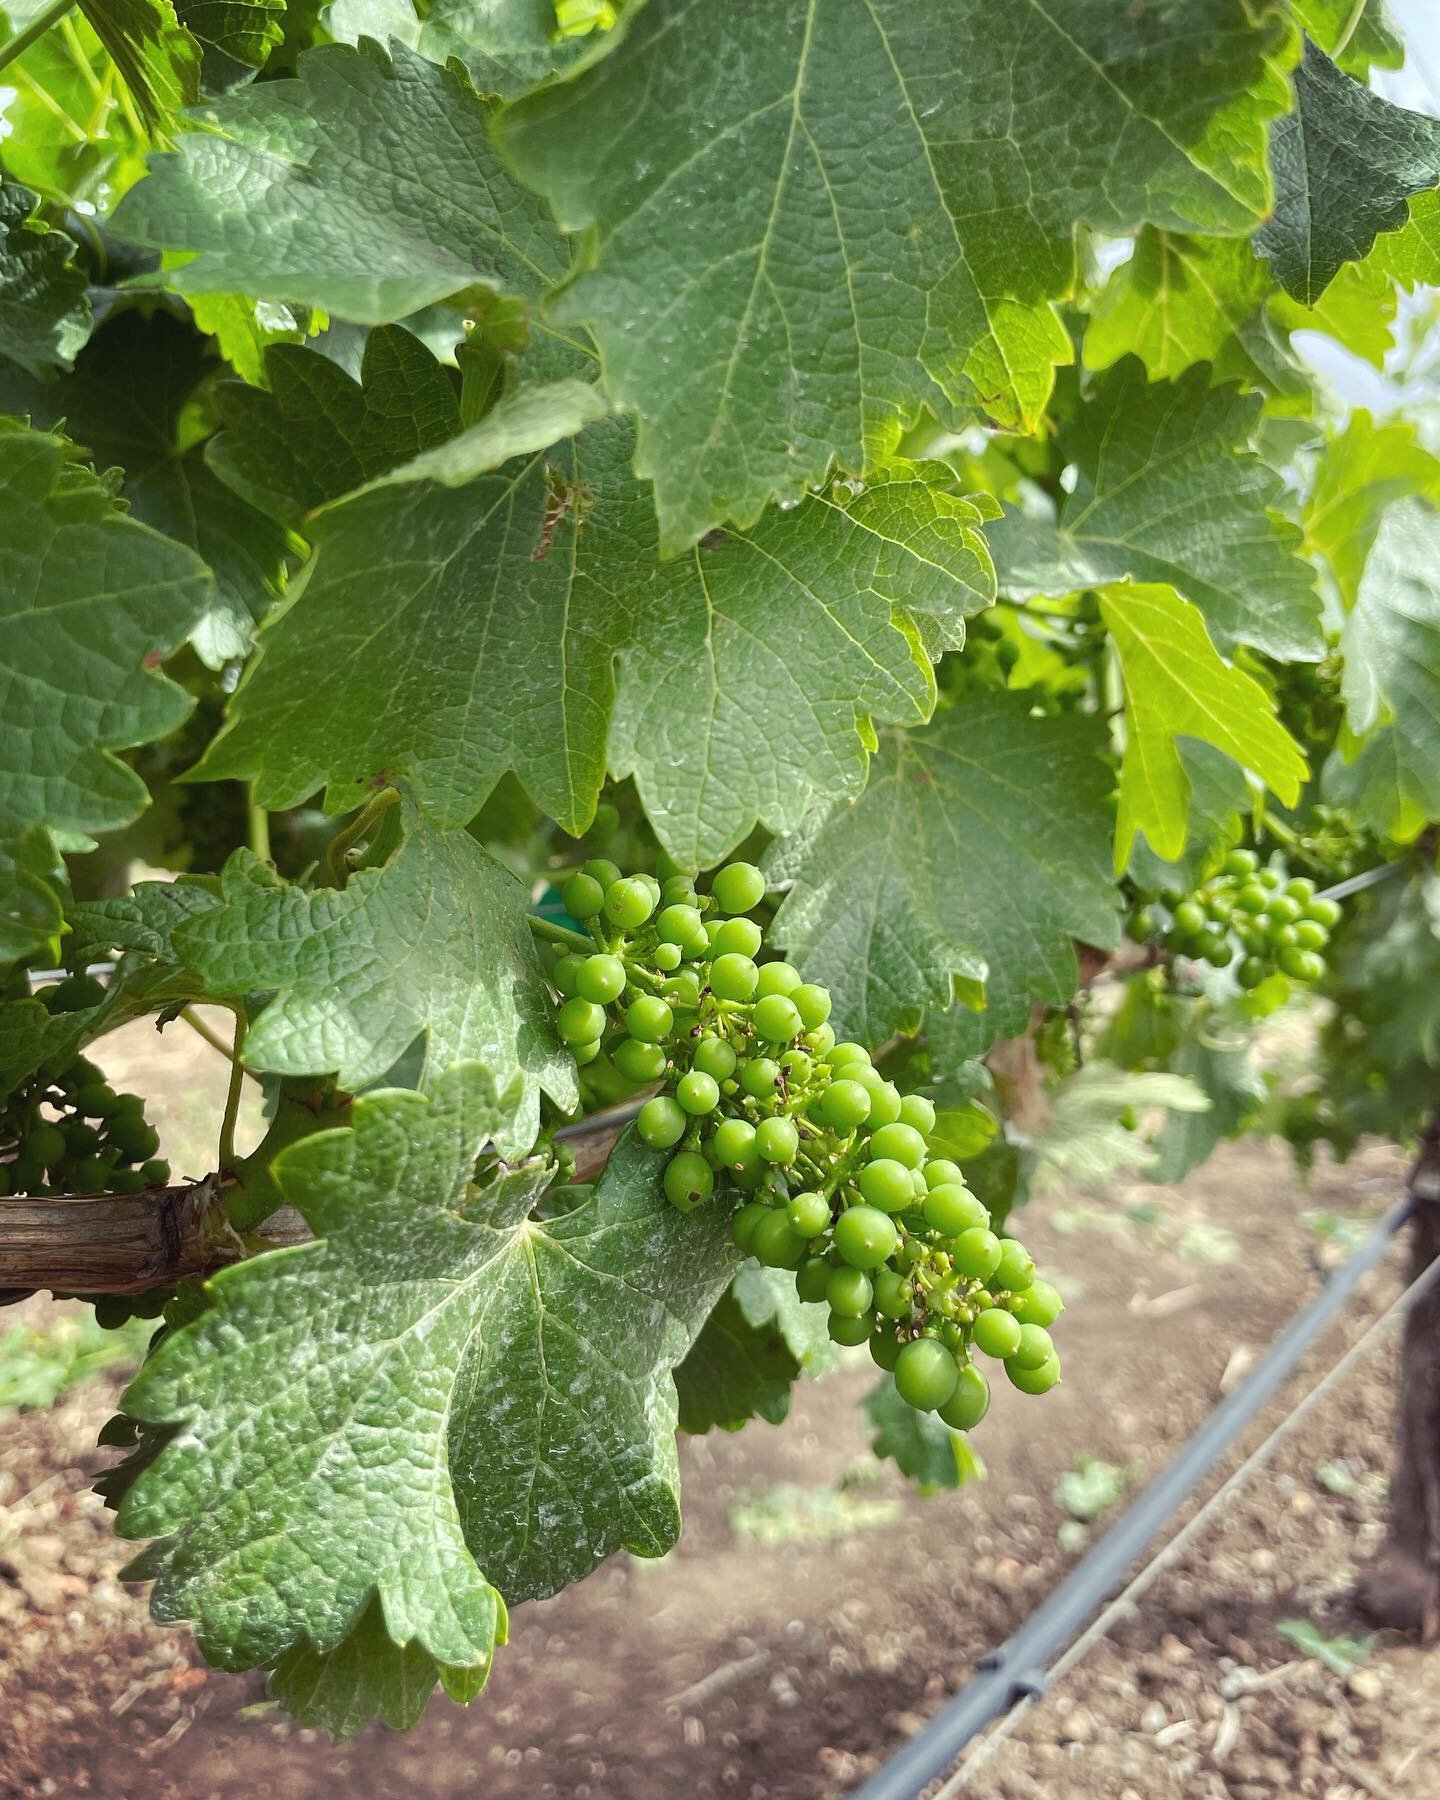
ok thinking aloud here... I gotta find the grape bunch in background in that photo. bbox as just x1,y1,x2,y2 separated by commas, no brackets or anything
1132,850,1342,992
550,859,1065,1430
1,975,169,1198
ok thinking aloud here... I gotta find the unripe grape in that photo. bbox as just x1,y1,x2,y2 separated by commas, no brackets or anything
1293,918,1328,951
666,969,702,1010
1237,956,1266,991
657,903,706,947
819,1079,870,1129
638,1095,687,1147
754,1208,805,1267
604,876,655,929
1173,899,1205,936
1012,1279,1064,1327
855,1070,901,1127
710,953,759,1001
576,954,626,1003
829,1311,873,1346
827,1266,873,1317
572,1040,602,1066
755,1116,799,1165
584,857,623,891
712,1117,756,1165
951,1227,1002,1279
870,1329,903,1371
1196,929,1230,967
872,1268,914,1319
1285,877,1316,903
755,960,801,998
796,1254,832,1303
557,997,606,1044
709,917,763,959
665,1151,713,1211
731,1202,769,1252
868,1122,926,1169
924,1159,964,1189
972,1308,1022,1359
894,1338,959,1411
1224,848,1258,876
653,942,683,971
613,1038,667,1083
753,994,802,1041
807,1023,837,1055
676,1071,720,1115
1006,1352,1061,1395
694,1036,737,1081
923,1184,988,1236
791,983,832,1029
1011,1323,1054,1369
141,1158,171,1187
1281,946,1326,982
562,872,605,919
898,1094,936,1135
833,1205,898,1270
553,953,586,996
740,1057,780,1098
787,1190,830,1236
1234,883,1268,914
711,861,766,915
858,1158,914,1213
938,1363,991,1430
660,875,698,907
994,1239,1035,1292
28,1123,66,1169
1305,896,1342,928
780,1048,813,1084
626,996,674,1042
828,1043,871,1075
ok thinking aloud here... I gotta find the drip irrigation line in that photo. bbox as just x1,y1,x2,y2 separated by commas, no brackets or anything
852,1194,1422,1800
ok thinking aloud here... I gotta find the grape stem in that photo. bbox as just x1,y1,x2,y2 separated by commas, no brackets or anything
217,1012,248,1174
527,914,596,954
0,0,76,73
180,1007,264,1084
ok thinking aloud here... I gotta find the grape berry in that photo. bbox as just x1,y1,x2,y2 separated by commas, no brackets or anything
549,858,1064,1431
1132,850,1340,991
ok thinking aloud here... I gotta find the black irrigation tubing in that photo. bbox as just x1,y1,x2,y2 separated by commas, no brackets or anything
852,1192,1419,1800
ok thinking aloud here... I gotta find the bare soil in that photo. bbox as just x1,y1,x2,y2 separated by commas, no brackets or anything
0,1016,1434,1799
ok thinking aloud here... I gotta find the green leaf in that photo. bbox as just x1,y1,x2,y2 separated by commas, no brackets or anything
0,417,210,841
1304,410,1440,608
0,307,288,668
78,0,202,130
1126,740,1249,895
328,0,616,97
175,0,285,87
117,1072,734,1706
112,39,571,324
0,179,91,379
1030,1061,1210,1192
1332,498,1440,840
674,1287,799,1434
989,359,1320,660
1085,230,1273,386
207,326,463,527
498,0,1296,551
1257,39,1440,305
1099,582,1307,870
732,1260,837,1376
1290,0,1401,74
864,1378,979,1494
765,693,1121,1049
0,827,67,966
171,808,575,1147
194,416,984,864
186,293,312,386
1151,1023,1263,1184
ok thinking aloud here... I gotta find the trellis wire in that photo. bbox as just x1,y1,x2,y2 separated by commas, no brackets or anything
852,1193,1427,1800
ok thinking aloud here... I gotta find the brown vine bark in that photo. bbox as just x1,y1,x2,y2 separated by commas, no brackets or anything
1358,1110,1440,1640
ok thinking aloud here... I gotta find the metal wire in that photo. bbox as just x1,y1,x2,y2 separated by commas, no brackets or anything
933,1243,1440,1795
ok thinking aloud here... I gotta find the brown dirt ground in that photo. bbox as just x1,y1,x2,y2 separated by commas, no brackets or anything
0,1017,1435,1800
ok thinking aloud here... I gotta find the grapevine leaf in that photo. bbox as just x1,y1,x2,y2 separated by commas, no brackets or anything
0,418,210,841
186,293,313,387
0,180,91,379
77,0,201,129
0,308,288,668
1290,0,1402,74
1304,411,1440,608
194,417,982,864
68,875,223,966
1257,39,1440,305
117,1074,735,1700
1098,582,1308,871
864,1379,978,1494
268,1596,489,1742
111,40,570,324
206,326,463,527
1126,740,1249,895
765,693,1121,1049
171,808,575,1149
732,1261,837,1377
1152,1026,1263,1184
0,828,66,966
1030,1062,1210,1192
355,378,610,494
674,1288,799,1435
328,0,616,96
175,0,285,87
989,359,1320,660
1331,499,1440,840
498,0,1296,551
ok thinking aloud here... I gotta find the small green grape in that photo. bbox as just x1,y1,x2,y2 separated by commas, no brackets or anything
923,1184,988,1237
972,1308,1023,1359
753,1208,805,1267
796,1254,833,1303
740,1057,781,1098
827,1266,874,1317
711,861,766,915
755,1116,799,1165
938,1363,991,1430
576,954,626,1004
572,1040,602,1066
562,872,605,919
557,997,606,1045
604,877,656,929
1173,899,1206,936
858,1158,914,1214
1006,1352,1061,1395
28,1123,66,1169
753,994,802,1042
1293,918,1328,951
869,1329,903,1371
653,942,683,972
827,1042,870,1072
951,1227,1002,1280
709,917,763,959
819,1079,870,1130
712,1117,756,1165
872,1269,914,1319
693,1036,738,1081
613,1038,668,1083
1224,848,1258,877
924,1159,964,1189
676,1071,721,1115
657,903,706,947
898,1094,936,1136
791,983,832,1029
833,1205,898,1270
868,1122,926,1170
626,996,674,1042
755,961,801,998
710,953,760,1001
829,1311,873,1346
894,1338,959,1412
553,953,587,997
140,1158,170,1187
638,1095,687,1148
1012,1279,1063,1327
731,1201,769,1253
583,857,623,891
993,1239,1035,1293
855,1070,902,1127
787,1190,831,1237
1305,896,1342,928
665,1151,713,1211
1237,956,1267,991
77,1083,118,1117
1011,1323,1054,1369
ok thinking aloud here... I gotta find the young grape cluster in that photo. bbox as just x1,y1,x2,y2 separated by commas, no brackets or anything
549,858,1064,1429
1,976,169,1197
1132,850,1341,991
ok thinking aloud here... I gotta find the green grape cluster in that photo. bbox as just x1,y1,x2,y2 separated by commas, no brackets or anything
1131,850,1341,992
1,980,169,1198
549,858,1065,1428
